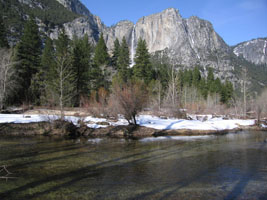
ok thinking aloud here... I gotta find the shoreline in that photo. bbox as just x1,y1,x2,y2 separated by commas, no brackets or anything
0,121,265,139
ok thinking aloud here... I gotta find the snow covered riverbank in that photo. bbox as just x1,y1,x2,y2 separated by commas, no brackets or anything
0,114,256,131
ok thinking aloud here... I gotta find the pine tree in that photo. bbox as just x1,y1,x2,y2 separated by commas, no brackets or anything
39,37,56,105
41,37,56,81
199,79,208,99
93,33,109,67
13,17,42,103
213,77,222,93
117,37,130,83
133,38,154,84
111,38,120,69
207,67,215,93
192,67,201,87
72,34,93,106
0,16,9,48
184,69,193,87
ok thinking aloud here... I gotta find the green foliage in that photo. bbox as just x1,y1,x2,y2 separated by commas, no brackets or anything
0,16,9,48
35,36,56,105
183,69,193,87
13,17,42,103
207,67,215,92
220,80,233,104
111,38,120,69
192,67,201,87
151,52,170,90
117,37,131,83
133,38,154,84
93,33,109,67
72,34,93,105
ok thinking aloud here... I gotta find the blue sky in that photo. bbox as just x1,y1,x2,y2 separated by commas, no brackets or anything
80,0,267,46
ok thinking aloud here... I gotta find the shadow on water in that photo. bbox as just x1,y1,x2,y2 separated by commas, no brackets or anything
126,154,236,200
0,143,87,162
1,131,267,199
0,141,208,199
224,141,267,200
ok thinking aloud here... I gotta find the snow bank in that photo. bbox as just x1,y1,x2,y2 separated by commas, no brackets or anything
0,114,255,131
136,115,255,131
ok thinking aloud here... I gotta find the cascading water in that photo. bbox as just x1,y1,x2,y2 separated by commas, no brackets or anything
130,25,136,67
263,40,267,55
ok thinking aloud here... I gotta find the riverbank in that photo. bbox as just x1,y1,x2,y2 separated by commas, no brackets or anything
0,113,265,139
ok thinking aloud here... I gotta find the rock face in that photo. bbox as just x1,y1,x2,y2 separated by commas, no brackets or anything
104,20,134,52
56,0,91,17
50,17,102,44
133,8,231,67
234,38,267,65
53,0,105,44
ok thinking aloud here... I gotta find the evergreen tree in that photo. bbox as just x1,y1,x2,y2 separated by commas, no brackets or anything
199,79,208,99
117,37,131,83
0,16,9,48
93,33,109,66
207,67,215,93
39,37,56,105
41,37,56,81
184,69,193,87
213,77,222,93
133,38,153,84
72,34,93,106
220,80,233,104
13,17,42,103
192,67,201,87
111,38,120,69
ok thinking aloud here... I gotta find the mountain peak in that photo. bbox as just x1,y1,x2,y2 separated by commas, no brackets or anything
56,0,93,18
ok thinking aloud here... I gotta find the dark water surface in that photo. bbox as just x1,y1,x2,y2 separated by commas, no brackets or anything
0,131,267,200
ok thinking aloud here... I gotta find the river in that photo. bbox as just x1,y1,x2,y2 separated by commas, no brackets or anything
0,131,267,199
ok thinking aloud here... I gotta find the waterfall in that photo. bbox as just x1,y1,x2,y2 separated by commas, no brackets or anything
263,40,267,55
130,25,136,68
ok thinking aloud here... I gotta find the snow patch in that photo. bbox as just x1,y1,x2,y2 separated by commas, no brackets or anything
0,114,255,132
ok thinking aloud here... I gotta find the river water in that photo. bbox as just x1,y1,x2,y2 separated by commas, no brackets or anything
0,131,267,200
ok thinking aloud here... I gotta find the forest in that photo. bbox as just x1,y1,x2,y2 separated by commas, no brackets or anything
0,17,267,124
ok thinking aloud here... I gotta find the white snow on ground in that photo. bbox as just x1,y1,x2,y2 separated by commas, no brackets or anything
261,124,267,128
0,114,255,131
136,115,255,131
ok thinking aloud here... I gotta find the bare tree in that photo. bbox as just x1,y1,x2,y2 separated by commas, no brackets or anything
0,48,18,110
242,67,248,118
255,88,267,123
110,81,148,125
164,64,179,108
53,55,76,120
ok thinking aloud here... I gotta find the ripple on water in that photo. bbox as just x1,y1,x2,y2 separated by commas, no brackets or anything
140,135,213,142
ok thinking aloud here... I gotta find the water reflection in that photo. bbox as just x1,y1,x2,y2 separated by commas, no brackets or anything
0,131,266,199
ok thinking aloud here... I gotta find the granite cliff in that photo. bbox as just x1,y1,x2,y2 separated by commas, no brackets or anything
234,38,267,65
